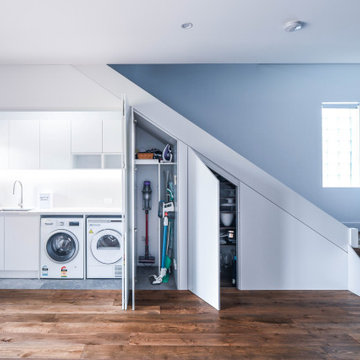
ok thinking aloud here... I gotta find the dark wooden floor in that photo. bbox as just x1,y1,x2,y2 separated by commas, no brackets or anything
0,289,360,359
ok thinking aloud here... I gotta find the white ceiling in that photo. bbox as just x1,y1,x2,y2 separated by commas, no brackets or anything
1,0,360,64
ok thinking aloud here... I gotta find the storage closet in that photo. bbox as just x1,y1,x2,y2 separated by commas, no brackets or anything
129,109,239,311
131,111,179,291
212,172,238,288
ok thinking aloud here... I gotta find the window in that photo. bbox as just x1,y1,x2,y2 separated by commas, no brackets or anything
322,103,360,187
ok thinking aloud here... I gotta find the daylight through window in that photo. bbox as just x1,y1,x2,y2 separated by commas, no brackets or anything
322,103,360,187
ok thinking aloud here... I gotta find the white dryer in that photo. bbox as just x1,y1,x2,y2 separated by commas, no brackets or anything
40,216,84,279
86,216,124,279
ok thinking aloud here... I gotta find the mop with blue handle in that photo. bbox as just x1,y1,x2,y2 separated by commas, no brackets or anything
150,171,175,285
150,211,169,285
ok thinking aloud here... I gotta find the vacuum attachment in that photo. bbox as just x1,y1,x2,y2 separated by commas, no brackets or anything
139,254,155,264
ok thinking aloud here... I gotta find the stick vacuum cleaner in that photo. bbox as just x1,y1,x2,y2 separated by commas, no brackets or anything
139,181,155,264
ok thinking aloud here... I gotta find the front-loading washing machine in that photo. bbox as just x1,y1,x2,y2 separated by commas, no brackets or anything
40,216,84,279
86,216,124,279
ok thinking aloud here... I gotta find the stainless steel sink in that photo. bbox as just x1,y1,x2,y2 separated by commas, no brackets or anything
1,208,32,212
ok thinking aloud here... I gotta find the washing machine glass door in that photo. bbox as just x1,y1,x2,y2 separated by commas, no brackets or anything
91,230,122,264
46,231,79,263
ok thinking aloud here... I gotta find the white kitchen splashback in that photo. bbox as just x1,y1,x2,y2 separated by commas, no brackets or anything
0,169,123,210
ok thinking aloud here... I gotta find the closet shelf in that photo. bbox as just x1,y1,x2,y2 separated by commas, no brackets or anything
135,159,177,166
135,159,159,165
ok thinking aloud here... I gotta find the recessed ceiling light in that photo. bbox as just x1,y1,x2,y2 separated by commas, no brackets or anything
283,20,305,32
181,22,193,30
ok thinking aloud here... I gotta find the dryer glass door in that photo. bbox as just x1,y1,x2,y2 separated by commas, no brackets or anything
91,230,122,264
46,231,79,263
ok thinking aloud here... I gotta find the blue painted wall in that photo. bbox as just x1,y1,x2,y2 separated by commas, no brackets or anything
111,64,360,227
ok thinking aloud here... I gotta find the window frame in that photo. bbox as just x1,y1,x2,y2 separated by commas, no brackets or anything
321,102,360,188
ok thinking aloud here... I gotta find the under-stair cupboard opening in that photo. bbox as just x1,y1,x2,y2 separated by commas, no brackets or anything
211,170,239,289
132,111,179,291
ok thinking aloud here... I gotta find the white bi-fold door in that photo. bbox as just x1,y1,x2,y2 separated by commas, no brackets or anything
127,107,136,310
188,148,220,310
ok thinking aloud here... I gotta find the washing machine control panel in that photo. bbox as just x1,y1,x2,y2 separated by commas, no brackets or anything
43,219,81,227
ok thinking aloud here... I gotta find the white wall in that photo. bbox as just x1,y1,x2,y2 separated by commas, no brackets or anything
240,183,348,290
0,170,123,210
0,67,124,210
0,65,122,110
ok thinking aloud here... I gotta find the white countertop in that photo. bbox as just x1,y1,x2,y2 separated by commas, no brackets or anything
0,207,124,215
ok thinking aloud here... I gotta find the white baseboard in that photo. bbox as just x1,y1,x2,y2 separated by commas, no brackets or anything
348,246,360,296
0,271,39,279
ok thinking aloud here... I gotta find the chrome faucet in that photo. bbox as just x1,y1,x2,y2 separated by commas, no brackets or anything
12,180,23,209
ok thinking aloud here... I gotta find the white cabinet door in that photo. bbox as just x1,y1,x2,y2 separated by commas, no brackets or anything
103,118,124,153
188,148,220,310
40,119,71,169
71,118,102,153
0,216,4,270
0,120,9,169
129,108,136,310
4,215,40,272
9,120,40,169
120,108,130,310
240,182,347,290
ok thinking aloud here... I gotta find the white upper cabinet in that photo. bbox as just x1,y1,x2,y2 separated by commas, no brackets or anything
40,119,71,169
71,118,103,153
0,120,9,169
103,118,124,153
0,111,124,169
9,119,40,169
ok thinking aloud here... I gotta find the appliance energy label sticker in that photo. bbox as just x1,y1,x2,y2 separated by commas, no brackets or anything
61,266,68,277
41,265,48,277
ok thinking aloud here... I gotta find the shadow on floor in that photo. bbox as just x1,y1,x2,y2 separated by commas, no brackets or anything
136,266,176,290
